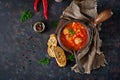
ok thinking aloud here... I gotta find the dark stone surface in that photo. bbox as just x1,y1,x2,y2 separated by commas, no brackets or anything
0,0,120,80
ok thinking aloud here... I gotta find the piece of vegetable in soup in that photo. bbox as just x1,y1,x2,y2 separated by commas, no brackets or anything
60,22,88,51
63,28,69,35
74,37,82,45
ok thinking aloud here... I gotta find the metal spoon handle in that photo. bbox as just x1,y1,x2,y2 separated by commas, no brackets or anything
73,51,85,73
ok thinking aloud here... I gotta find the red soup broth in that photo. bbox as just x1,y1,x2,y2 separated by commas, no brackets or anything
60,22,88,51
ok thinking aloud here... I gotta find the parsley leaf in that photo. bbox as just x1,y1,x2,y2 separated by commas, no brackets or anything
38,58,50,65
52,21,58,27
66,54,75,61
20,10,32,22
68,28,75,36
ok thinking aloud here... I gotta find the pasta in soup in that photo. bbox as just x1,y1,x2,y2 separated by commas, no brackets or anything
60,22,88,51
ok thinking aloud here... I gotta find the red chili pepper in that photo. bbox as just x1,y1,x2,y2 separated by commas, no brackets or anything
42,0,48,20
34,0,40,12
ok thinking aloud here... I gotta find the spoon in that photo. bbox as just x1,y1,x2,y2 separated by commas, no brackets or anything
73,50,85,73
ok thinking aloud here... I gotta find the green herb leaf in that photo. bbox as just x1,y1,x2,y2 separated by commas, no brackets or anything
52,21,58,27
66,54,75,61
38,58,50,65
20,10,32,22
68,28,75,36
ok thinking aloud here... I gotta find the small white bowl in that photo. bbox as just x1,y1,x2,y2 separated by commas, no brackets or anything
33,22,45,33
55,0,63,2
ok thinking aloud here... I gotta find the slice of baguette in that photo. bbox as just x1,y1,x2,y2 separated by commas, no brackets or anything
47,34,57,57
54,46,67,67
47,46,55,57
47,34,57,47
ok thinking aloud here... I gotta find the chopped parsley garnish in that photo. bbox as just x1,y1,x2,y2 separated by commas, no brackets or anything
68,28,75,36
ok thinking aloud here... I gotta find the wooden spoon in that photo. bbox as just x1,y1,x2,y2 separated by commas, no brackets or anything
92,9,113,26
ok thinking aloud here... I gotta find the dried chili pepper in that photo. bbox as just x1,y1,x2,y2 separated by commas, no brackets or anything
42,0,48,20
34,0,40,12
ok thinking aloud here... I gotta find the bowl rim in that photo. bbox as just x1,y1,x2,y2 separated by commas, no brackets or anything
57,20,92,53
33,22,45,32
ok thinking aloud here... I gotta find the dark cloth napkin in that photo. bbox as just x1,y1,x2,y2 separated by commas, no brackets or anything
55,0,107,74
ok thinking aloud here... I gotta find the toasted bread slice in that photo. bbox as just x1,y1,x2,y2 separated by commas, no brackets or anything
47,34,57,47
54,46,67,67
47,46,55,57
47,34,57,57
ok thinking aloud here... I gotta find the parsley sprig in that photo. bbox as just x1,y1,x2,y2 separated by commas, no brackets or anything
52,21,58,27
38,58,50,65
20,10,32,22
68,28,75,36
66,54,75,61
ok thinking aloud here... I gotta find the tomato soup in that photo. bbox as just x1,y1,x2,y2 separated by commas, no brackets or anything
60,22,88,51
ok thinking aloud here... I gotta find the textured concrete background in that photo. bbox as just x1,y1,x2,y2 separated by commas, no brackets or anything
0,0,120,80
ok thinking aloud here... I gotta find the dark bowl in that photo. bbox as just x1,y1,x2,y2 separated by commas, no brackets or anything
57,20,92,54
